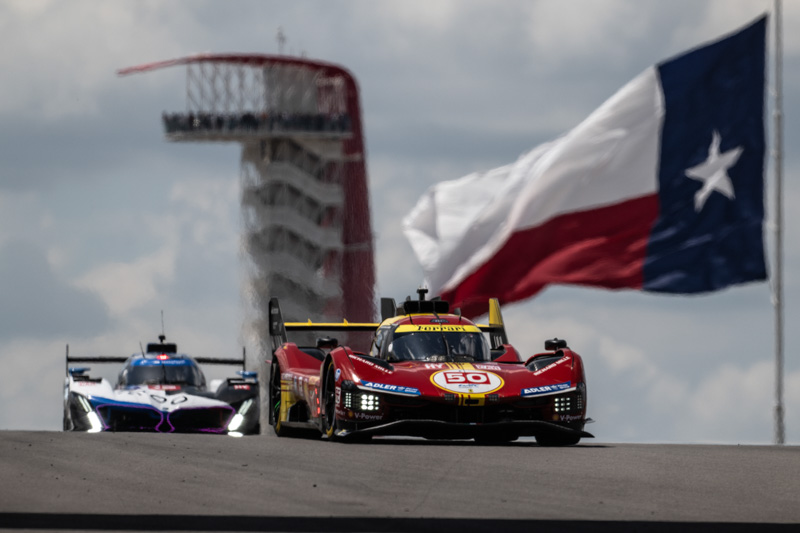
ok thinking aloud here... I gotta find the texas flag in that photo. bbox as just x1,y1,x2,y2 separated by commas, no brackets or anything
403,16,767,318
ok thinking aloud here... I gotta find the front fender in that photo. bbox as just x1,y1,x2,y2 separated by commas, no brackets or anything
322,346,359,387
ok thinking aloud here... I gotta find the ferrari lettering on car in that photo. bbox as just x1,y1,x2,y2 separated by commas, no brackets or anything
267,288,594,445
416,325,466,332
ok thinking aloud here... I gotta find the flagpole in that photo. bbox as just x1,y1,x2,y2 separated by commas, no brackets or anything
772,0,785,445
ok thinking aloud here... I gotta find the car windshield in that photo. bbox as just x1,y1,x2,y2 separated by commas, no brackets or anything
386,331,491,362
122,361,205,387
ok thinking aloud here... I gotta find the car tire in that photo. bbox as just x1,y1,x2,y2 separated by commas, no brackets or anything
269,359,294,437
322,360,339,440
321,361,372,444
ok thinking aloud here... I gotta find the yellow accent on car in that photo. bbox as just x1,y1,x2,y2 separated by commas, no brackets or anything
488,298,505,328
279,379,295,425
284,322,380,329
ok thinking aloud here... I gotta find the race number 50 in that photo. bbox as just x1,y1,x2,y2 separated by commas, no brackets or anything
431,369,503,394
444,371,489,384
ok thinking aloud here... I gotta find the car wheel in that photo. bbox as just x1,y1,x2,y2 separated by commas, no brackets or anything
535,433,581,446
269,359,293,437
321,361,371,443
322,360,339,440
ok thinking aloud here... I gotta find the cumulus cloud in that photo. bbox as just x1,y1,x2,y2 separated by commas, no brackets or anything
0,1,190,119
0,337,66,430
76,244,176,316
524,0,651,70
169,178,239,254
0,192,43,248
165,178,243,306
0,241,111,340
74,177,241,315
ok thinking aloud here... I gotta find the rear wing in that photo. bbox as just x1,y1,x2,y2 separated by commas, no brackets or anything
268,298,378,353
65,345,248,376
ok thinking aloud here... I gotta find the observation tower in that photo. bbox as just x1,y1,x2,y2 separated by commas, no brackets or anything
119,55,376,350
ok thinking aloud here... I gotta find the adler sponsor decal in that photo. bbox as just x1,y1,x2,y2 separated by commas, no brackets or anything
360,380,421,396
431,370,503,394
521,381,571,397
533,356,570,375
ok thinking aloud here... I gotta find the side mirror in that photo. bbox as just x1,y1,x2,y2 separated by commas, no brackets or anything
544,338,567,351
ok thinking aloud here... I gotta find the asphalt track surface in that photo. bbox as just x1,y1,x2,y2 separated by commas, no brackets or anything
0,431,797,532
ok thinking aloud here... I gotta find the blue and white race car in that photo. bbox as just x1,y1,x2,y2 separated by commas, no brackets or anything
63,336,259,435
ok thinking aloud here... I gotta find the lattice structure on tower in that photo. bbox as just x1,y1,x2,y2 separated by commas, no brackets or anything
119,55,376,352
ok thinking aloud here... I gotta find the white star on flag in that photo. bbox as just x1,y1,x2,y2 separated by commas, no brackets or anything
685,130,743,211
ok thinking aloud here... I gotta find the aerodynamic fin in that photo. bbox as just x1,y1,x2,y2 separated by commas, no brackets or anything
380,297,397,321
65,343,128,375
477,298,509,349
268,297,289,353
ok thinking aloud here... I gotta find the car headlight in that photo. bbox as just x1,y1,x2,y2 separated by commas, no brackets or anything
227,399,255,432
227,414,245,432
75,394,92,413
73,393,103,432
344,391,380,411
238,399,253,416
554,395,572,413
86,412,103,433
359,393,380,411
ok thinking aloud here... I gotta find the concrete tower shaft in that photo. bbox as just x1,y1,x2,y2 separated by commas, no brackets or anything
119,54,376,351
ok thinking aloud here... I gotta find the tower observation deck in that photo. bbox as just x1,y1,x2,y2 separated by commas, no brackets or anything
119,54,376,350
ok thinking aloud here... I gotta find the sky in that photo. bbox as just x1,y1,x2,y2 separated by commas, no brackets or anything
0,0,798,444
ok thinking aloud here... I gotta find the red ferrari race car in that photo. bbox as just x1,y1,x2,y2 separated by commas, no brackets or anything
268,289,593,445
